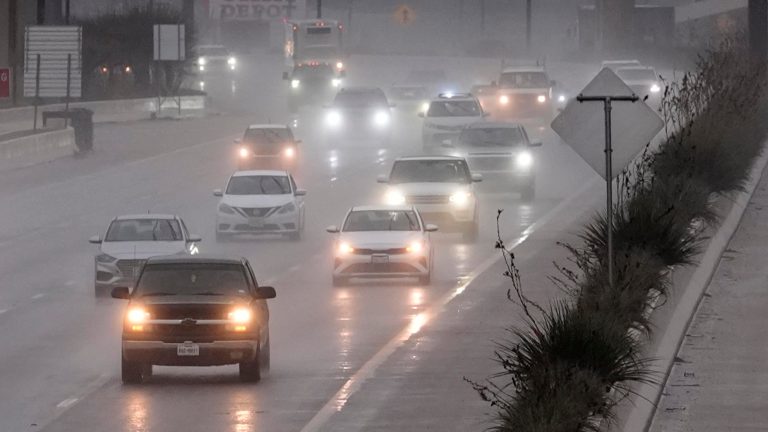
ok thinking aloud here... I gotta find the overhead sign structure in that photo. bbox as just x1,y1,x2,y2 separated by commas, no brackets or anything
551,68,664,180
394,5,416,25
23,26,82,98
153,24,186,61
209,0,305,21
0,68,9,99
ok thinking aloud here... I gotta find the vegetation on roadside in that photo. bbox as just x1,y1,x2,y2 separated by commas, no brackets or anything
471,36,768,431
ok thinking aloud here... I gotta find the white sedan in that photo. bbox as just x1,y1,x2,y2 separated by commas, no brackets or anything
214,170,306,241
326,206,437,286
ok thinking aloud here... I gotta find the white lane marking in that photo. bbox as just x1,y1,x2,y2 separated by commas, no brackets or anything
32,293,45,300
56,398,78,409
300,178,600,432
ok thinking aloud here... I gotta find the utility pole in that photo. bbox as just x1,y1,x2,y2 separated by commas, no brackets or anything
749,0,768,62
525,0,531,53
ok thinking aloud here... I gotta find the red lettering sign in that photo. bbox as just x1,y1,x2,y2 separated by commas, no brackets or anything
0,68,9,99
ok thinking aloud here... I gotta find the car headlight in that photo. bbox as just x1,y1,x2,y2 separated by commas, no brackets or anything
499,95,510,105
650,83,661,93
219,203,236,215
228,56,237,66
283,146,296,158
96,253,117,263
384,189,406,205
406,241,423,254
558,94,566,103
291,79,300,89
420,102,430,113
336,61,344,70
277,202,296,214
198,57,207,66
516,151,533,169
228,308,252,323
449,191,472,207
326,110,342,128
373,110,390,127
127,307,150,324
337,242,354,255
331,78,342,87
238,146,250,158
537,95,547,103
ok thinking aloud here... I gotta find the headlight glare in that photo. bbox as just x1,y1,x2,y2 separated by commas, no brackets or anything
537,95,547,103
228,308,252,323
291,79,300,89
516,151,534,169
449,191,471,207
373,110,390,127
336,61,344,70
420,102,430,113
384,189,406,205
331,78,342,87
499,95,510,105
407,241,423,254
198,57,207,66
558,94,566,103
227,57,237,66
284,146,296,158
338,242,354,255
650,84,661,93
238,146,250,158
127,307,150,324
326,110,342,127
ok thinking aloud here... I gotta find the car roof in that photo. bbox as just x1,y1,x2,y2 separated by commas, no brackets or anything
429,94,477,102
247,124,289,130
350,205,416,212
616,66,656,72
339,86,384,93
394,155,465,161
602,59,641,65
115,214,177,221
501,66,545,73
232,170,289,177
465,121,523,129
145,254,245,265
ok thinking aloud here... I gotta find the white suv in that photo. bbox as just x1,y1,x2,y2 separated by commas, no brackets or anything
214,170,306,241
419,93,488,151
378,156,482,241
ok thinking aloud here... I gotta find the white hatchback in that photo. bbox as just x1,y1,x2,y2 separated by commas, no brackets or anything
214,170,306,241
326,206,437,286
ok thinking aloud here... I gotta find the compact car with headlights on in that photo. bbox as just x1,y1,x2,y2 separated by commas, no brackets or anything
447,122,541,200
378,156,482,241
615,66,661,105
324,87,394,144
234,124,300,171
214,170,306,241
326,206,437,286
194,45,237,74
420,93,488,151
111,255,276,383
89,214,201,296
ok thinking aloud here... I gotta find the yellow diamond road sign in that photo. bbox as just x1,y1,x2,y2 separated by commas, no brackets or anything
394,5,415,25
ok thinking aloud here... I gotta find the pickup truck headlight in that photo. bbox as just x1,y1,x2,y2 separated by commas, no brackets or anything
406,241,424,254
384,189,406,205
650,83,661,93
127,307,150,324
516,151,533,169
96,253,117,263
219,203,236,215
537,95,547,103
198,57,207,66
337,242,354,255
228,308,252,323
227,57,237,66
449,191,472,207
499,95,510,105
373,110,390,127
326,110,342,128
291,79,300,89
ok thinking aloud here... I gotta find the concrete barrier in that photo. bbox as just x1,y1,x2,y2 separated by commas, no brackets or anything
0,128,75,172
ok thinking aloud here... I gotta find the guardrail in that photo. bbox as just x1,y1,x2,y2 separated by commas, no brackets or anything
0,128,75,172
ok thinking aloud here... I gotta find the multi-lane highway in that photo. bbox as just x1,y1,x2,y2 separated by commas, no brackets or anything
0,53,597,431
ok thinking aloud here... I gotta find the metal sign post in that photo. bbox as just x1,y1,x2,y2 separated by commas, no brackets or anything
575,94,639,287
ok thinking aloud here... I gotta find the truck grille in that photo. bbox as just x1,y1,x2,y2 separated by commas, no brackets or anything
149,304,230,320
236,207,277,217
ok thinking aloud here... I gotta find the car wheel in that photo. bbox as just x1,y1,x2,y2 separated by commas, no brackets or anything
260,337,271,372
121,356,144,384
239,353,261,383
332,275,348,287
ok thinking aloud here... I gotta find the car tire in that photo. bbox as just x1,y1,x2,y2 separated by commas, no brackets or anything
121,356,144,384
332,275,348,287
239,353,261,383
260,337,271,373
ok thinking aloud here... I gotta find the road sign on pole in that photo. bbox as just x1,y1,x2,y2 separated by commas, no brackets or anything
23,26,82,99
551,67,663,287
153,24,186,61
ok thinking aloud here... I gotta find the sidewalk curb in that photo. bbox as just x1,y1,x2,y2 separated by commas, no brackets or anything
620,147,768,431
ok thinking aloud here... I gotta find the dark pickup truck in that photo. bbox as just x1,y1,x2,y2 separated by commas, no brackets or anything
111,255,276,384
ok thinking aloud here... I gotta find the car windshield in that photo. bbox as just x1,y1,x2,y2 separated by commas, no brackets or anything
243,128,293,153
427,100,480,117
459,127,526,147
135,263,249,297
226,175,291,195
198,46,228,56
616,68,656,82
343,210,420,232
334,91,388,108
389,159,471,183
499,72,550,88
105,219,183,242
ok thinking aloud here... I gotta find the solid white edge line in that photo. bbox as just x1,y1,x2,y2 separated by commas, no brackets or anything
299,177,600,432
56,398,78,409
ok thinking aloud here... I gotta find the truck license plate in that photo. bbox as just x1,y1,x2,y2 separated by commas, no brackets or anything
177,342,199,356
371,255,389,264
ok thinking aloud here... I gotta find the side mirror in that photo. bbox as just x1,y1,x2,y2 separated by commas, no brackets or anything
255,286,277,299
89,235,102,244
282,72,289,80
325,225,339,233
417,112,425,118
425,224,438,232
111,286,130,299
187,234,202,243
213,189,223,197
528,141,543,148
376,175,389,183
295,189,307,196
471,173,483,183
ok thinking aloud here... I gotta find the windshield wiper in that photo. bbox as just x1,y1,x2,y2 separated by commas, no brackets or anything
140,292,177,297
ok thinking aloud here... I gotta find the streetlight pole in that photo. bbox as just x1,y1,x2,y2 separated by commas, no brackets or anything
576,94,639,288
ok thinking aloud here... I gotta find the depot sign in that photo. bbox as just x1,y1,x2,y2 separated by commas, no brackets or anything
209,0,306,21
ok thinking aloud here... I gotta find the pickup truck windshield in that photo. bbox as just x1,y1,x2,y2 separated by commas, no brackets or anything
135,263,249,297
389,159,471,183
